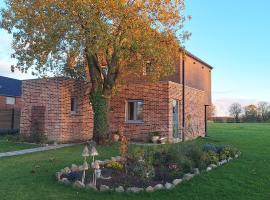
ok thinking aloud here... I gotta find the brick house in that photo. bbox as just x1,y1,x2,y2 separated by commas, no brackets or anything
20,51,212,143
0,76,22,131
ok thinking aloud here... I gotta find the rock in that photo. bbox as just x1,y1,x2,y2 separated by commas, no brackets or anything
96,160,104,165
73,181,85,189
145,186,154,192
63,167,71,174
206,167,212,172
209,164,217,169
165,182,174,190
115,186,125,193
172,179,182,186
60,178,70,185
103,159,111,165
219,160,227,165
71,164,78,172
127,187,144,193
78,165,84,171
235,154,239,158
55,172,62,181
111,157,117,161
115,156,121,161
193,168,200,175
228,157,233,162
154,184,164,190
86,183,97,191
183,173,194,181
100,185,110,192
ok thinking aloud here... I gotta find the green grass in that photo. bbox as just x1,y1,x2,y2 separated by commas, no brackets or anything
0,123,270,200
0,136,39,153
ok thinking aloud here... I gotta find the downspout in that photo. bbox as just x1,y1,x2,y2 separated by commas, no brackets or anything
182,52,185,141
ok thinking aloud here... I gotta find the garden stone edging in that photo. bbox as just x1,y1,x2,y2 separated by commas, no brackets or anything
56,153,241,193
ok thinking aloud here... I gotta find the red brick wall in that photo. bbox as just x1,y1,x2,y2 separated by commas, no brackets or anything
110,81,206,142
20,78,206,143
20,78,93,143
0,96,21,110
110,82,170,142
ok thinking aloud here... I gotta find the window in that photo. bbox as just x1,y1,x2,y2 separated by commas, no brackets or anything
126,100,144,122
71,97,77,114
6,97,15,105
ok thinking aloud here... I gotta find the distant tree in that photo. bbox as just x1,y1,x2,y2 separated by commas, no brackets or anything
243,104,258,122
257,102,270,122
229,103,242,122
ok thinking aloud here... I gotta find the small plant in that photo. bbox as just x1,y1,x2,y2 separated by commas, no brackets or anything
128,159,155,179
200,151,219,166
106,161,124,170
220,146,237,158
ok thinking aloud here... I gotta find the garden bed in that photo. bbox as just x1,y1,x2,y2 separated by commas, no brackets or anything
56,143,240,193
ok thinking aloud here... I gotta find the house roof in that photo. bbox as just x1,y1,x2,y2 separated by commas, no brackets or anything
180,49,213,70
0,76,22,97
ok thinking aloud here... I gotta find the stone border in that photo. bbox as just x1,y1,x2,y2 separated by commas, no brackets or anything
56,153,241,193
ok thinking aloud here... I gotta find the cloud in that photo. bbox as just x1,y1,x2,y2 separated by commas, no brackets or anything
0,61,34,80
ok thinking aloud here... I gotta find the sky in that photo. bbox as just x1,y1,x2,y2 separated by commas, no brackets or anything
0,0,270,116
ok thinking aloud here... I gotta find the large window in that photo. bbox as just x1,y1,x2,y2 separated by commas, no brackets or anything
126,100,144,123
6,97,15,105
71,97,77,114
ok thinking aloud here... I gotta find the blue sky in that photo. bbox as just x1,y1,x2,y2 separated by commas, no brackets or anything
0,0,270,115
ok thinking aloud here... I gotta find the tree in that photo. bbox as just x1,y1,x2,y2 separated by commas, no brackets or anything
243,104,257,122
257,102,269,122
1,0,189,143
229,103,242,122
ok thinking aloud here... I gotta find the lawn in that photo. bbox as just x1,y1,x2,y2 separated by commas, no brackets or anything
0,123,270,200
0,136,39,153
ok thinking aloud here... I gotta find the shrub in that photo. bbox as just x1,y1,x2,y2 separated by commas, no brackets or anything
106,161,124,170
220,146,238,158
27,132,47,143
203,144,224,154
181,143,203,168
126,146,156,179
127,158,155,179
200,151,219,166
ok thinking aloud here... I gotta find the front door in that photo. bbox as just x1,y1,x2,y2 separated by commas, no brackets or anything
172,100,180,140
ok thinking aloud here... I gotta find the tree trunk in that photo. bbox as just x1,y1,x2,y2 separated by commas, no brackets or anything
90,90,110,144
85,48,118,144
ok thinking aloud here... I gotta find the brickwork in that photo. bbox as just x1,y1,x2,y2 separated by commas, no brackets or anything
0,96,21,110
110,81,206,142
20,78,93,143
110,82,170,142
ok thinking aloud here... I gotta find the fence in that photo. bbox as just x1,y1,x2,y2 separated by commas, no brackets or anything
0,109,20,134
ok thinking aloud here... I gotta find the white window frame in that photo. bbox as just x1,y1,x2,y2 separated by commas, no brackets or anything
126,100,144,123
71,97,78,114
6,97,16,105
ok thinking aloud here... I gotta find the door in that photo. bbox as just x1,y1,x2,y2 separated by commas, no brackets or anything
172,99,180,140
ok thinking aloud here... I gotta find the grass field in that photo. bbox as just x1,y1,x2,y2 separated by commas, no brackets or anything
0,123,270,200
0,137,39,153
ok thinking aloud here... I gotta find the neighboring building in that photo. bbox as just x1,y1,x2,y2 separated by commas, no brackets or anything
0,76,22,110
20,50,212,143
0,76,22,131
